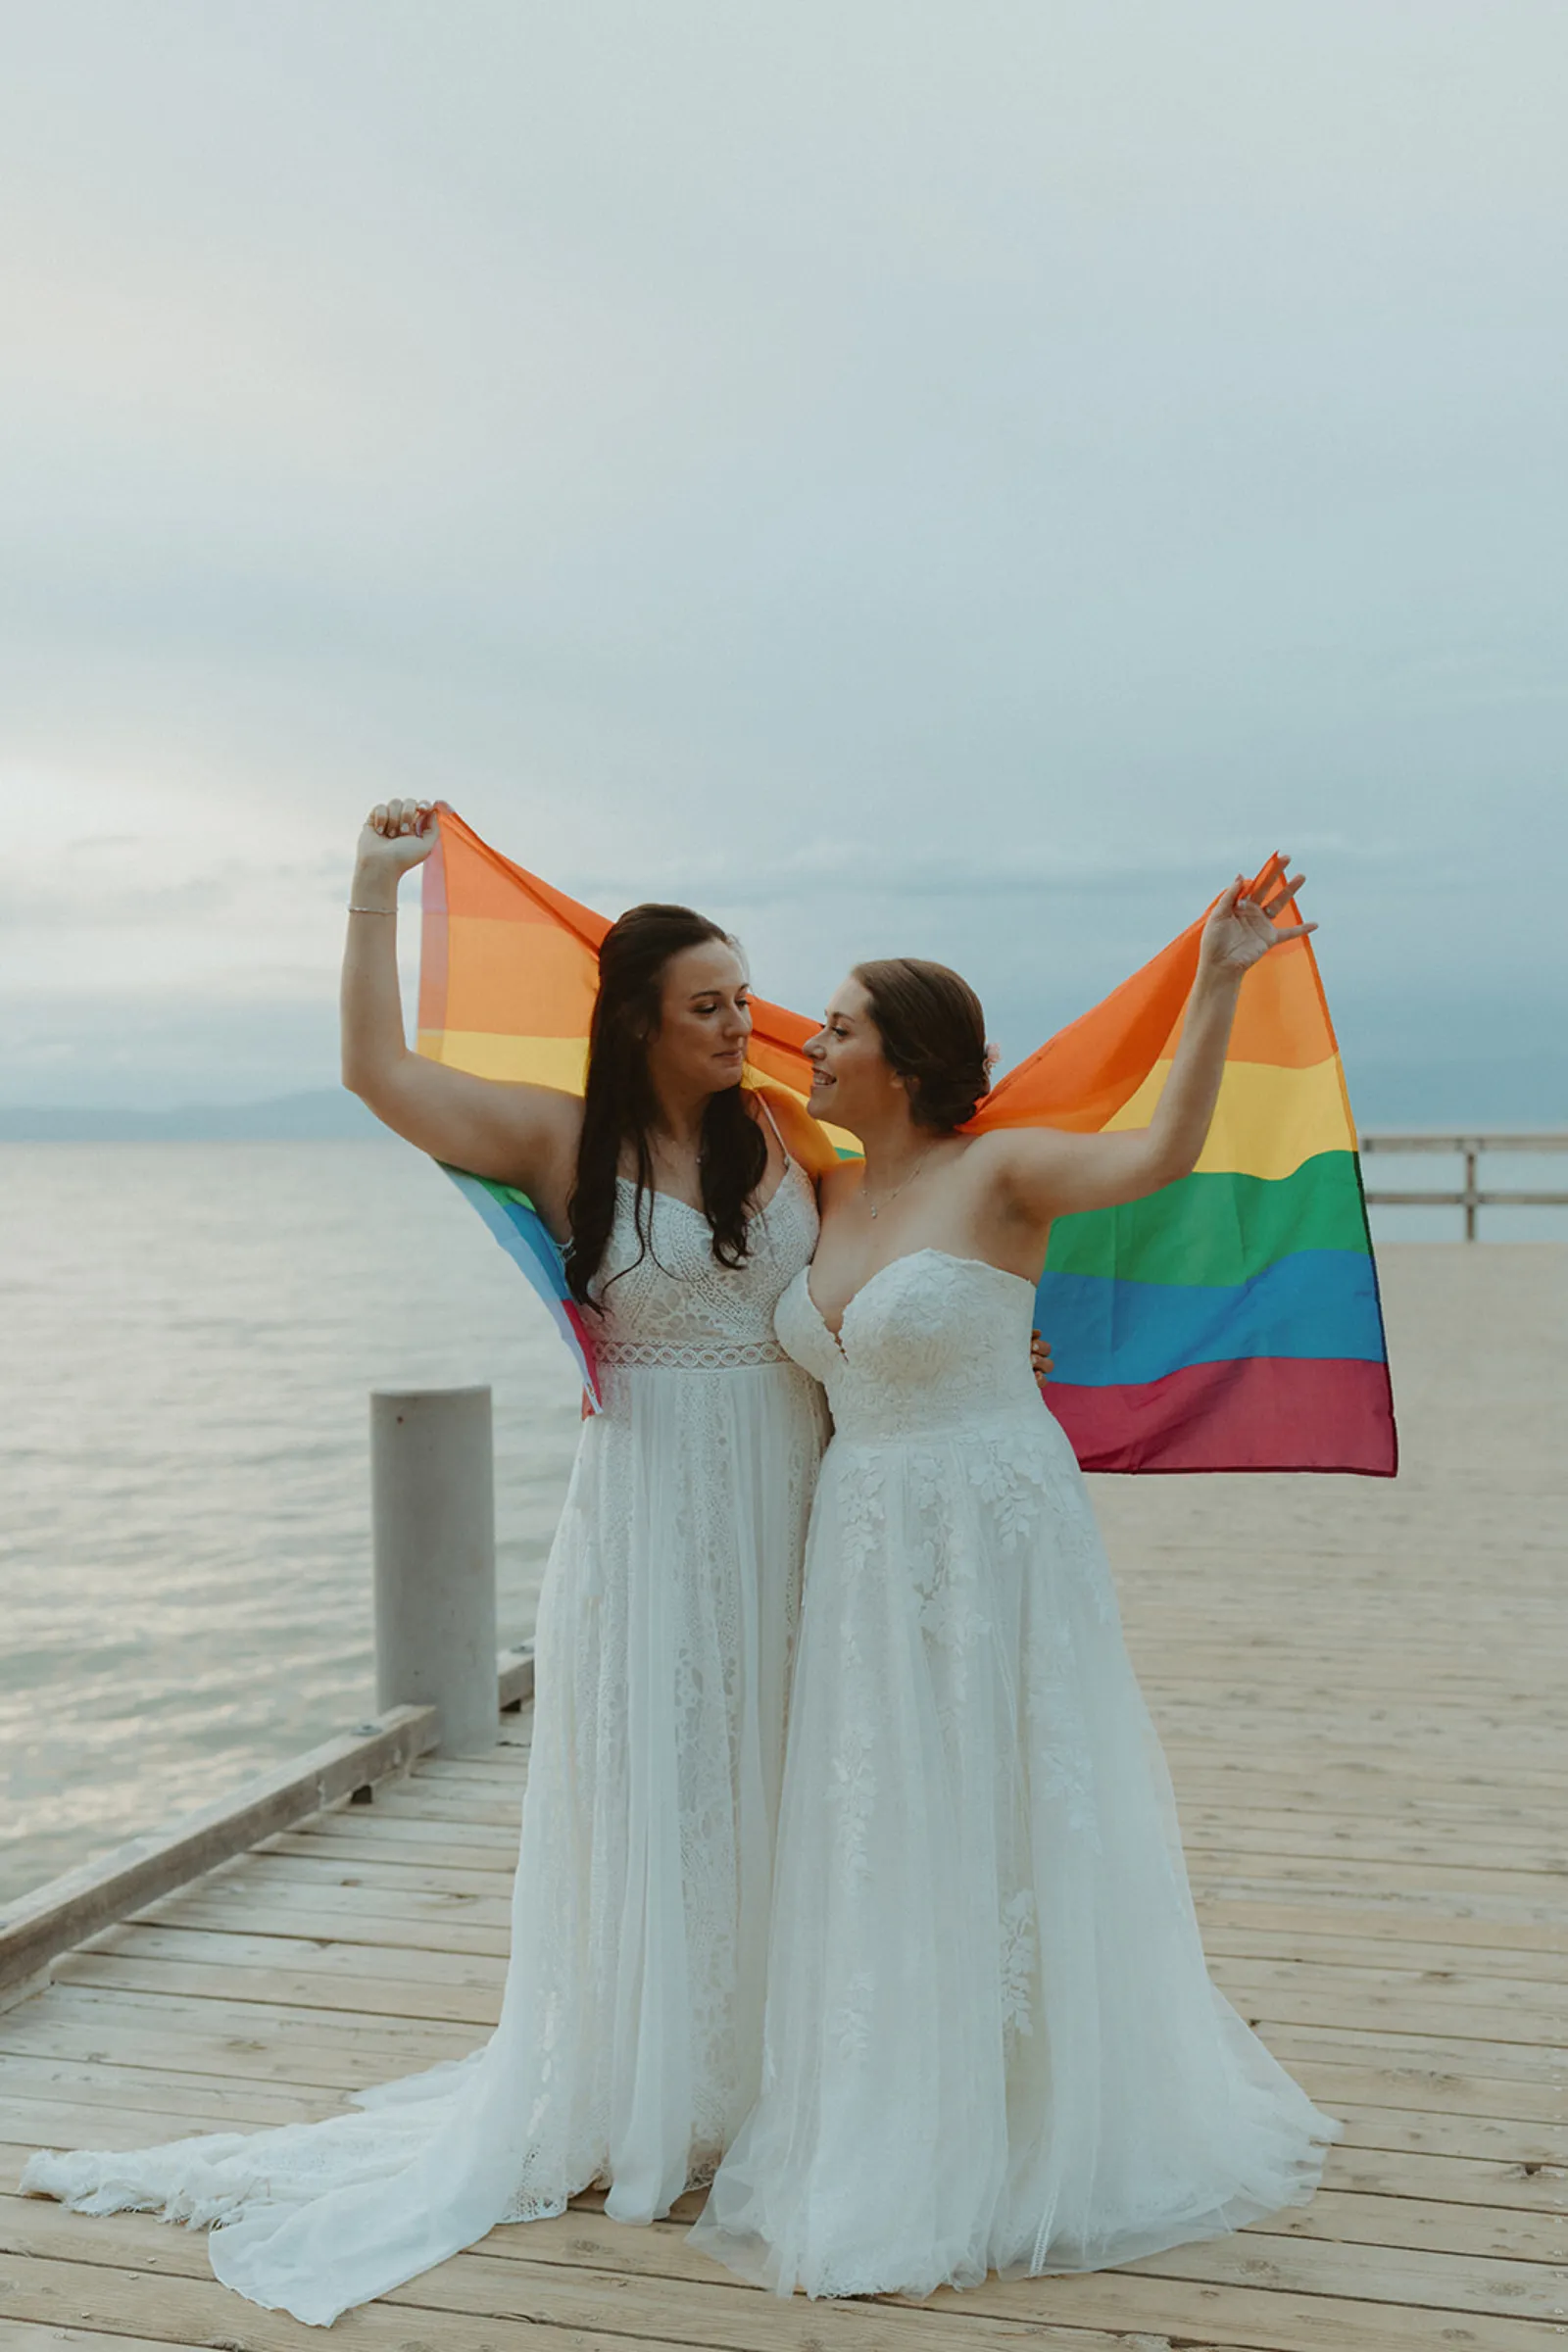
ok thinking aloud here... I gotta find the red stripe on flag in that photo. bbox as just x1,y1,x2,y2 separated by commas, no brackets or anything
1049,1355,1396,1476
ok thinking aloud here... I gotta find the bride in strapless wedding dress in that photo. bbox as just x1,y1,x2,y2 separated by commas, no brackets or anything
692,870,1342,2299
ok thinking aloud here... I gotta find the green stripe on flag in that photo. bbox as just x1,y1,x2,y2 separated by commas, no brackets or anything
1045,1150,1370,1289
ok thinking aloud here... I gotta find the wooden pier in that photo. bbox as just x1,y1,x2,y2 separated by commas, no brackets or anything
2,1243,1563,2350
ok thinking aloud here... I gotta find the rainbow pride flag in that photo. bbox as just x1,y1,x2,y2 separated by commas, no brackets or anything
970,856,1396,1473
417,813,1395,1474
416,808,844,1407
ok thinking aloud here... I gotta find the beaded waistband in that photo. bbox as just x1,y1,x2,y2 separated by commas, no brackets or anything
596,1337,791,1371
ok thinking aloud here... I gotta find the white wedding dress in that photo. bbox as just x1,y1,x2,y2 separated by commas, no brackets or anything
24,1161,828,2327
691,1247,1340,2299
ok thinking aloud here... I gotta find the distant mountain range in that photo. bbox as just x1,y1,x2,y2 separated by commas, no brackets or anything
0,1091,384,1142
0,1062,1561,1144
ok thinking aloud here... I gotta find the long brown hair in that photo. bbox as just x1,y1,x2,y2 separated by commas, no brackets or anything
565,904,768,1307
853,957,991,1132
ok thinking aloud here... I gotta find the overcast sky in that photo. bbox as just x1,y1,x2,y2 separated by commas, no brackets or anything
4,1,1564,1118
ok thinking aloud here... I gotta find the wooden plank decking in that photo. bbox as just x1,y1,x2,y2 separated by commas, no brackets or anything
2,1243,1564,2350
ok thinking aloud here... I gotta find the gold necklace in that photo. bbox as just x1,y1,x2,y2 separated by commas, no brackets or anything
859,1148,933,1220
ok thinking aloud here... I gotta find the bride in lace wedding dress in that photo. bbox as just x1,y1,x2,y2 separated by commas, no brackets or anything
23,805,832,2325
692,868,1342,2298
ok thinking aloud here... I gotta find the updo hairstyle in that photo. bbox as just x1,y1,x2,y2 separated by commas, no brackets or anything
852,957,991,1133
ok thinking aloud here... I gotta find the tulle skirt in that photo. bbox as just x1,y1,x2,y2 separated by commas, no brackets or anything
24,1357,829,2326
691,1402,1341,2298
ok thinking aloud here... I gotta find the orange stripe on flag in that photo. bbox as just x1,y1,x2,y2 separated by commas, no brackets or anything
440,918,600,1038
971,855,1335,1133
1154,934,1337,1069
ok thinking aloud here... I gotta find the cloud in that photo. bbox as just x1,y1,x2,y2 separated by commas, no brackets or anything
564,833,1373,910
0,988,343,1109
2,846,348,933
0,4,1563,1107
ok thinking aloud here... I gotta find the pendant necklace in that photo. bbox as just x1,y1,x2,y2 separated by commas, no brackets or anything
860,1149,933,1220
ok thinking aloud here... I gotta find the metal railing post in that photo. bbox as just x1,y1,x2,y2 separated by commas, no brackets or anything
370,1387,498,1756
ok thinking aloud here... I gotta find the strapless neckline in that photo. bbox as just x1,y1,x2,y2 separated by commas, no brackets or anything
699,1230,1341,2304
804,1248,1036,1351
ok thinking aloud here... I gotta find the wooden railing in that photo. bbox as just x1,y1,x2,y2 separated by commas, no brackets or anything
1359,1132,1568,1241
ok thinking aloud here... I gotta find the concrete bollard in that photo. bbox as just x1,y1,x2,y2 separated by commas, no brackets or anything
370,1387,498,1756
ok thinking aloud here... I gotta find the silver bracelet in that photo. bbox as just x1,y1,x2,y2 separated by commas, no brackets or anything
347,904,398,914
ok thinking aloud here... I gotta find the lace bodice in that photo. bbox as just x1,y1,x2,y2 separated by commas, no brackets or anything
776,1248,1042,1440
593,1161,819,1371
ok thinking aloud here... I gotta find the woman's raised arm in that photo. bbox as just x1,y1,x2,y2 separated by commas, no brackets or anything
342,800,581,1217
991,867,1316,1225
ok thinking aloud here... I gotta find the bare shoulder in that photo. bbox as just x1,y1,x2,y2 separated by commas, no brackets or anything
961,1122,1080,1219
816,1152,863,1219
967,1122,1072,1171
961,1124,1050,1181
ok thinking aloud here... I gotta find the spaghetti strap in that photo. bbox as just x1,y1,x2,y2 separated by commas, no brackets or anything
755,1091,792,1167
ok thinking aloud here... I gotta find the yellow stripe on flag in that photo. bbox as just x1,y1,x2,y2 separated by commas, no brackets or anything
417,1030,590,1091
1104,1054,1352,1181
414,1033,862,1168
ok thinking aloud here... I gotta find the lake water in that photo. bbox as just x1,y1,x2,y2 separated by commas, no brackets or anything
1,1143,581,1904
3,1139,1563,1907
